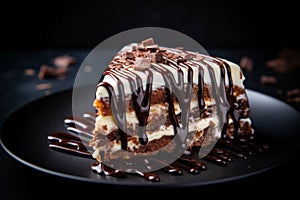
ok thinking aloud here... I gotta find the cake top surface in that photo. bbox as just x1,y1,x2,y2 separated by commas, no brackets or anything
96,38,245,99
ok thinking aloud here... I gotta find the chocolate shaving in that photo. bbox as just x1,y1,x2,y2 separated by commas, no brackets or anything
155,52,163,63
142,38,155,46
134,57,151,71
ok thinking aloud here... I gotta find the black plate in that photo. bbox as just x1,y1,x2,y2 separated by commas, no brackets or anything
1,88,299,187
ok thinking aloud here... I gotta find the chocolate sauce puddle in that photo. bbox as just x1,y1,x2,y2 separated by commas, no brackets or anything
48,114,268,182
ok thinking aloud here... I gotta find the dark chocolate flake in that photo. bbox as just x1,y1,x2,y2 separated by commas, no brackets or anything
142,38,155,46
155,52,163,63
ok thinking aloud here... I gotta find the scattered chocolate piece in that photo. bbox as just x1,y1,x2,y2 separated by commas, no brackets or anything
287,96,300,103
52,55,76,68
142,38,155,46
266,48,300,73
266,59,289,73
38,64,68,80
155,52,163,63
239,56,254,72
260,75,277,86
38,65,56,79
35,83,52,90
24,68,36,76
286,88,300,103
134,57,151,70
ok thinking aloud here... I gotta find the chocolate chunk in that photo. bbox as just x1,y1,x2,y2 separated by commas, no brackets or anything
134,57,151,70
145,44,159,52
155,52,163,63
142,38,155,46
260,75,277,86
38,65,56,79
52,55,76,68
239,56,253,72
38,64,68,80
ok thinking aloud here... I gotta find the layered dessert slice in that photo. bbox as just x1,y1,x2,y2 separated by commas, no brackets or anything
90,38,253,165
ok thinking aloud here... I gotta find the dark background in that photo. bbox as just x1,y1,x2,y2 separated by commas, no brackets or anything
1,1,300,199
1,0,299,52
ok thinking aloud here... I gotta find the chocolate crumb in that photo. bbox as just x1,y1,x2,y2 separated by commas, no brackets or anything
239,56,253,72
24,68,36,76
35,83,52,90
260,75,277,86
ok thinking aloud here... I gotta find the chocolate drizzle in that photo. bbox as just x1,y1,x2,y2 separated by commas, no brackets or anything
47,114,268,182
129,70,153,145
155,58,193,145
98,81,128,150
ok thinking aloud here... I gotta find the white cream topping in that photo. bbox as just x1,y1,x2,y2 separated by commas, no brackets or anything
96,44,245,99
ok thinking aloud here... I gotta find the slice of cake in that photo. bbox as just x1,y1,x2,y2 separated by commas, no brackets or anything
90,38,253,169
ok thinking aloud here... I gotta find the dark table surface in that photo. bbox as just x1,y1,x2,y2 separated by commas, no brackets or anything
0,49,299,200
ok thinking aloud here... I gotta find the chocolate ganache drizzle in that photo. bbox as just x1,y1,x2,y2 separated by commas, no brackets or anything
48,113,268,182
48,41,268,182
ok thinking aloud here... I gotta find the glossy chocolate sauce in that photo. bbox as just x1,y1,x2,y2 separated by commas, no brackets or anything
48,115,268,182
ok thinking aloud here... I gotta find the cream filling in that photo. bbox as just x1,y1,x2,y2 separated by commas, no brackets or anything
94,100,214,135
93,115,220,153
